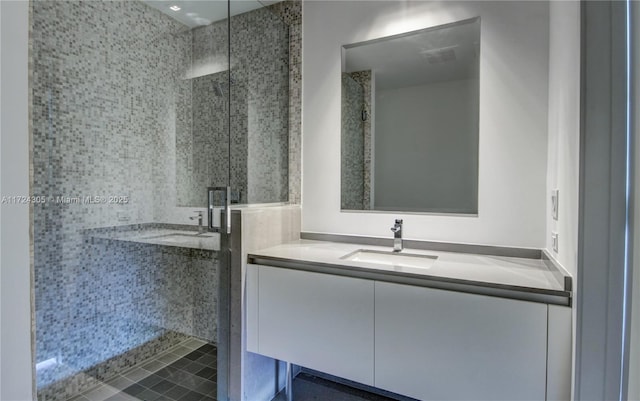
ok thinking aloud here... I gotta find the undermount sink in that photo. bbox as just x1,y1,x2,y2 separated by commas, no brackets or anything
341,249,438,269
145,233,214,243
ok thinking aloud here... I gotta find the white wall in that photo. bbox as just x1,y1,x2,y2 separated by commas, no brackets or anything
374,79,478,213
545,4,580,400
546,0,580,279
0,1,35,400
303,0,549,248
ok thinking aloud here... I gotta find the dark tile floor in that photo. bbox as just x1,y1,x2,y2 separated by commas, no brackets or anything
113,344,217,401
273,373,403,401
70,337,405,401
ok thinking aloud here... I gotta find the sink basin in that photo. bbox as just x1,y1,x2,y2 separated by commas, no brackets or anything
341,249,438,269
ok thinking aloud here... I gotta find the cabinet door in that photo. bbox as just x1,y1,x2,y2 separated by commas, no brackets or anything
375,281,547,401
255,265,375,386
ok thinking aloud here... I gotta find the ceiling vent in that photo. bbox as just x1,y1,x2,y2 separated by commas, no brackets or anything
421,46,458,64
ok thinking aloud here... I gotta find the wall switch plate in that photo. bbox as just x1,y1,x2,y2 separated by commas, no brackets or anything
551,232,559,253
551,189,559,220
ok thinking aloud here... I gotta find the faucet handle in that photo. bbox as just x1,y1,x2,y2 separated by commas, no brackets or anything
395,219,403,225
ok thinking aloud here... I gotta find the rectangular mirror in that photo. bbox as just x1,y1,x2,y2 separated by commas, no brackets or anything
341,17,480,214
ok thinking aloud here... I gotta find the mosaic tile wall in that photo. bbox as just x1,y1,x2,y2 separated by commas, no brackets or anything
349,71,372,210
176,71,235,207
270,0,303,205
31,1,217,398
341,73,365,210
177,20,236,208
177,5,291,206
237,8,289,203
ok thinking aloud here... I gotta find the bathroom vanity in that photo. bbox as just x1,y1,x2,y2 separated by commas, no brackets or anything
246,240,572,401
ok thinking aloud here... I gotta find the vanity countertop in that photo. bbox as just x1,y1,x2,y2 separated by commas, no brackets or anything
90,227,220,251
248,240,571,306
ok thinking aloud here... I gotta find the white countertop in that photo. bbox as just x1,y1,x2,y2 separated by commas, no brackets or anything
91,228,220,251
248,240,567,295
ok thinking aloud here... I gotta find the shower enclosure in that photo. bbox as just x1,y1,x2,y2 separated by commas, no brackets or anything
30,1,289,400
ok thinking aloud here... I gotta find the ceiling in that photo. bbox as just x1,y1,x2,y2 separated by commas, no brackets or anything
344,18,480,90
141,0,280,28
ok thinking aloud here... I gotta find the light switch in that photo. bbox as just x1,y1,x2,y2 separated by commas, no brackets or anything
551,189,559,221
551,232,559,253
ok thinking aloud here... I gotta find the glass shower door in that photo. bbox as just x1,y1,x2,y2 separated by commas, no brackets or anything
31,0,292,398
31,1,233,400
229,1,290,207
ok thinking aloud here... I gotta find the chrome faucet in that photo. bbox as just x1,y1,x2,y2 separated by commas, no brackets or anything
390,219,403,252
190,211,205,234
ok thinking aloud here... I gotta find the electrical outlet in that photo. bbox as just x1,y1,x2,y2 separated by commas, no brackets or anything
551,232,559,253
551,189,559,221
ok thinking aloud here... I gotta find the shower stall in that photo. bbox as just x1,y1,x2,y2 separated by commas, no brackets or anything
30,1,291,400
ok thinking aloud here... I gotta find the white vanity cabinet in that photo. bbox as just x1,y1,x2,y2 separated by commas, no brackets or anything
374,281,547,401
246,264,375,386
246,262,571,401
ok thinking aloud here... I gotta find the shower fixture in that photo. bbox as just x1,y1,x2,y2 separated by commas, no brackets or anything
214,82,225,97
213,77,236,97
